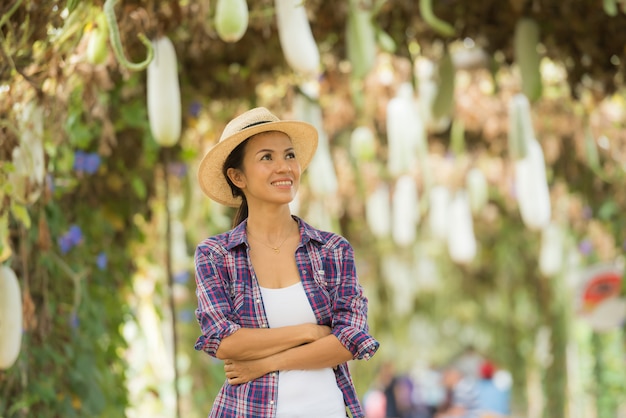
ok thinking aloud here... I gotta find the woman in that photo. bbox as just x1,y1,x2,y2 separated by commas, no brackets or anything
193,107,380,418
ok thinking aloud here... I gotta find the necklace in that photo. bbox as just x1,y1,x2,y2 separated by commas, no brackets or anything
247,230,292,254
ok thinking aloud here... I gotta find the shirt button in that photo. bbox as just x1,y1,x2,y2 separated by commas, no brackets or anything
364,353,370,359
301,270,306,275
270,400,274,405
272,372,277,377
261,323,267,328
256,299,261,303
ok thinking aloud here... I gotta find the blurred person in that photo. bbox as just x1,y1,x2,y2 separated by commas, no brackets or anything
193,107,380,417
385,374,431,418
476,362,511,418
435,365,480,418
364,361,396,418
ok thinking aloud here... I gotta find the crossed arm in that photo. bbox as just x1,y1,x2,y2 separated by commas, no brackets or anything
218,323,353,385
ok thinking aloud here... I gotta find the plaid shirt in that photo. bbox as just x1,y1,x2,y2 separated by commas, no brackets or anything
194,216,379,418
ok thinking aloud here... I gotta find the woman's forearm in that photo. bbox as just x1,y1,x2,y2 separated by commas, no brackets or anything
223,334,353,385
269,334,353,371
216,323,330,360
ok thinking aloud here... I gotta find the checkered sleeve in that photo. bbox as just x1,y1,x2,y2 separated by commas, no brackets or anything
193,241,241,357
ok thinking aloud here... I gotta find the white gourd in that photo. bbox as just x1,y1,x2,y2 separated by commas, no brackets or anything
215,0,249,43
0,266,23,370
515,139,551,230
382,255,415,316
10,102,45,205
147,36,181,147
346,0,377,79
386,83,424,177
293,89,338,197
366,183,391,238
415,58,437,127
392,175,419,247
447,190,477,264
428,185,450,240
508,93,534,160
514,18,542,102
350,126,376,162
275,0,320,76
466,168,488,214
539,222,564,277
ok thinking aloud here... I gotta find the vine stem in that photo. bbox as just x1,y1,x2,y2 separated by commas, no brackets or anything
103,0,154,71
162,150,181,418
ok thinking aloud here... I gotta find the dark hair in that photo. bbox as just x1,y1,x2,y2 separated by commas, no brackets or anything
223,138,250,227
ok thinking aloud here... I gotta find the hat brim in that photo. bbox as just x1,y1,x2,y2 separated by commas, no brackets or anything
197,120,319,207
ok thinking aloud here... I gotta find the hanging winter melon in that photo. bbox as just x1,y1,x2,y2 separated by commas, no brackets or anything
386,83,424,177
350,126,376,162
539,222,563,276
293,89,337,197
275,0,320,76
147,36,181,147
214,0,249,43
447,190,476,264
514,139,551,230
366,183,391,238
10,102,45,205
428,185,450,240
0,266,22,370
86,11,109,65
346,0,377,79
392,175,419,247
466,168,488,214
514,18,542,102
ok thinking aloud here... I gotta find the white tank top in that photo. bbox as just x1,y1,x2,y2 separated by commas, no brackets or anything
260,281,347,418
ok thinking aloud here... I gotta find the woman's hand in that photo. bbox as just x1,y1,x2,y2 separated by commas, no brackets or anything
224,358,271,385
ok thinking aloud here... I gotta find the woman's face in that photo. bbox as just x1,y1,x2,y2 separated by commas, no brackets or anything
227,131,302,207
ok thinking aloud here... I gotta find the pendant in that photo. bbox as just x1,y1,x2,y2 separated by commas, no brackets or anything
273,247,280,254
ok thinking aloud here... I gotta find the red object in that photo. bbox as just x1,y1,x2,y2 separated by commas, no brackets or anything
480,361,496,379
582,271,622,309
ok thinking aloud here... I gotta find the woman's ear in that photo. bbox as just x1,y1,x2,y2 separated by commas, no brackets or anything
226,167,246,189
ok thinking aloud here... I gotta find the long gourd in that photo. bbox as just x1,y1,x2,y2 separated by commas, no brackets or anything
275,0,320,76
392,175,419,247
515,139,551,230
147,36,181,147
447,190,476,264
0,266,22,370
215,0,249,43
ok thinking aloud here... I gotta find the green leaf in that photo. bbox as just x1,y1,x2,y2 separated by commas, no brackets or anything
11,202,31,228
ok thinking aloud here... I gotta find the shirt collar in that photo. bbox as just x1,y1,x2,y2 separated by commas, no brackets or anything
225,215,326,251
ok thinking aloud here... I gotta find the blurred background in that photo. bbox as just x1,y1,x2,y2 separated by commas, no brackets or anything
1,0,625,417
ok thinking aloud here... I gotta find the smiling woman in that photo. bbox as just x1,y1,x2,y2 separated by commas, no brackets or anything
192,107,379,418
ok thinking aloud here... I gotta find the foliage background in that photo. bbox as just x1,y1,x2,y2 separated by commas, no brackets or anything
1,0,625,417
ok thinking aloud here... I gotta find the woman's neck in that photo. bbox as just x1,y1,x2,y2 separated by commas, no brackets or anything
245,207,297,240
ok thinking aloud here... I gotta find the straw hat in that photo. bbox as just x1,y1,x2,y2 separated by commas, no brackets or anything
197,107,319,207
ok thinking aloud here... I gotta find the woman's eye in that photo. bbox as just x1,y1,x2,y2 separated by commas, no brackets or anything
286,152,296,159
261,154,272,160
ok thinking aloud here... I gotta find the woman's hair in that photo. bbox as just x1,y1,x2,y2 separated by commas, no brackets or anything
223,138,250,227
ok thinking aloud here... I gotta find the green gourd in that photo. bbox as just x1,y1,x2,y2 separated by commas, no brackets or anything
215,0,249,43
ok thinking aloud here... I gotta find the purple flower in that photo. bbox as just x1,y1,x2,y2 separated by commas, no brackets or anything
178,309,194,323
173,270,190,284
167,162,188,178
58,235,73,254
70,312,79,329
96,252,107,270
57,224,83,254
83,153,101,174
189,101,202,118
67,225,83,245
73,151,87,172
73,150,102,175
578,239,593,255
